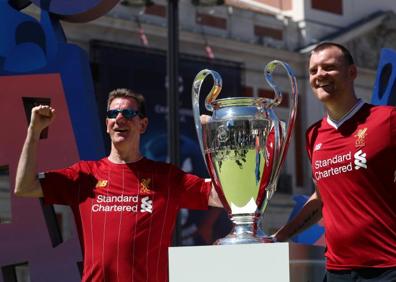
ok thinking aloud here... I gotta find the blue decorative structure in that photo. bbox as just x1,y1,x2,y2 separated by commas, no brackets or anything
371,48,396,106
0,0,114,280
1,5,105,159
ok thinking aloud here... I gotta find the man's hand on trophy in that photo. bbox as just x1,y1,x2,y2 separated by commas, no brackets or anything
208,182,223,208
267,234,279,243
200,115,212,125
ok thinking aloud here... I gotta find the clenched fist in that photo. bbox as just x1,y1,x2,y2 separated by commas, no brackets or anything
29,105,56,134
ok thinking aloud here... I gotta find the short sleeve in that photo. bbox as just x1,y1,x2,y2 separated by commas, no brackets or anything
305,127,314,162
175,168,211,210
40,162,93,205
390,108,396,147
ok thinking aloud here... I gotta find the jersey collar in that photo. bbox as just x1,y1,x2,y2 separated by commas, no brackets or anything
326,99,365,129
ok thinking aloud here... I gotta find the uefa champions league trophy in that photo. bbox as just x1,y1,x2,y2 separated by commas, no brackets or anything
192,60,298,244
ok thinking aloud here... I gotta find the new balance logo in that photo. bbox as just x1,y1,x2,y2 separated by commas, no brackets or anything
354,150,367,170
314,143,322,151
140,196,153,213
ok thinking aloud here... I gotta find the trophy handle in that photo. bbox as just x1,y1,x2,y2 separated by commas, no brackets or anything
192,69,223,159
264,60,298,196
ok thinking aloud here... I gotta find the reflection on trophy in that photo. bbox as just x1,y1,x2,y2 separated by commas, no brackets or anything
192,60,298,244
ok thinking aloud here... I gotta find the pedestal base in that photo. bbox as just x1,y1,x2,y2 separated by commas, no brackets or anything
169,242,325,282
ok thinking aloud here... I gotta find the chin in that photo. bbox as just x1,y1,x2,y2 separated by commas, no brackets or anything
315,91,333,102
111,137,128,144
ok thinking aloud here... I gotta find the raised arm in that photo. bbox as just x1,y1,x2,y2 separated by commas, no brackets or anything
15,105,56,197
273,188,322,242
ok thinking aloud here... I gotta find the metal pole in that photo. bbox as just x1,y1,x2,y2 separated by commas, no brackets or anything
167,0,181,245
167,0,180,167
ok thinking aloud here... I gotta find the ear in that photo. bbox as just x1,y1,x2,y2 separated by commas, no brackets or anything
349,64,357,80
105,118,110,134
139,117,149,134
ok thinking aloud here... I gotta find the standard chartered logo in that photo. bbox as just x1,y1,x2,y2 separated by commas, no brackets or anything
314,150,367,180
140,196,153,213
91,195,153,213
354,150,367,170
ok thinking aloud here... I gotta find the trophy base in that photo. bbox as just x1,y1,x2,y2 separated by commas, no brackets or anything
213,214,273,245
214,234,273,245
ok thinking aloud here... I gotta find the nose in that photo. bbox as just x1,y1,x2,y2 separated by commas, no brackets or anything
115,111,125,121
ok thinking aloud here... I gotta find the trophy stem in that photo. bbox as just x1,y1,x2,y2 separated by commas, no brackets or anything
214,214,269,245
232,215,256,231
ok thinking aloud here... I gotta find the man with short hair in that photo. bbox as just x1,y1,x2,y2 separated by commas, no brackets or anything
274,42,396,281
15,88,222,282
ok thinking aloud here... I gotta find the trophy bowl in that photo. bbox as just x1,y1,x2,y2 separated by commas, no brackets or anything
192,60,298,244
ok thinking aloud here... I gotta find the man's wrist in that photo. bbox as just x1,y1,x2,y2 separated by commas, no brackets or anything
27,126,42,141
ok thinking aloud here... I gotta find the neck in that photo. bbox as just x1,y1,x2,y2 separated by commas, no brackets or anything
325,93,358,121
108,144,142,164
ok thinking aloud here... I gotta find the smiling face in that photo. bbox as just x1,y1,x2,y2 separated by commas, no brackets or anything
309,46,357,103
106,97,148,148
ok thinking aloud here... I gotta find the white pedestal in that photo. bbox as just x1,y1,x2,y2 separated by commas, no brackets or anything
169,243,325,282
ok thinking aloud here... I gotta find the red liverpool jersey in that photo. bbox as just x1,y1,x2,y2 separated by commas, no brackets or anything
40,157,211,281
306,102,396,270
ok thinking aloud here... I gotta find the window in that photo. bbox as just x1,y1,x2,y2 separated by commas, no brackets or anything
311,0,343,15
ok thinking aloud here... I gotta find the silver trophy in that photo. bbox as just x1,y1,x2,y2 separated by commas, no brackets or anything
192,60,298,244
